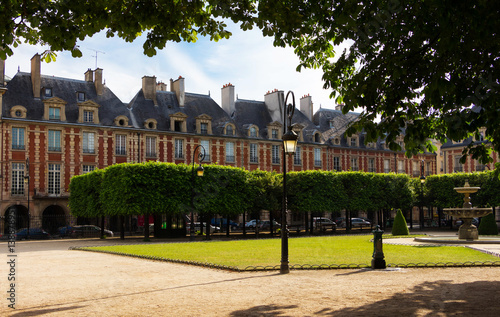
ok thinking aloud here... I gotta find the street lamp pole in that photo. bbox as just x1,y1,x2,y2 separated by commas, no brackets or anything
281,91,298,274
190,145,205,241
24,158,30,240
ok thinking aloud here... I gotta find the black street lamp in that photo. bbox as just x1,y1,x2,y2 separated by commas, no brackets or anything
419,159,426,230
24,158,30,240
281,91,298,274
190,145,205,241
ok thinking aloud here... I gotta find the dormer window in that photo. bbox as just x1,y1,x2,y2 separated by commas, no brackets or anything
10,105,27,119
49,107,60,120
84,110,94,123
144,119,157,130
225,124,234,136
200,123,208,134
77,92,86,102
114,115,129,127
44,87,52,97
43,97,67,121
249,126,258,138
78,100,100,124
169,112,187,132
195,114,212,135
314,133,321,143
272,129,278,139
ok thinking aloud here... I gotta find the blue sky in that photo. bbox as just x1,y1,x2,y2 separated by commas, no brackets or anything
4,24,339,112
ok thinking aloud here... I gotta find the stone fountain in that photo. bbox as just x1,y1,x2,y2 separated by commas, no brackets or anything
443,180,492,240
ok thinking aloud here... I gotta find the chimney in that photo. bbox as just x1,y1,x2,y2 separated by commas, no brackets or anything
94,68,104,96
84,69,94,82
300,94,313,121
221,83,235,116
264,89,284,123
156,82,167,91
335,103,344,111
142,75,157,105
31,54,41,98
170,76,185,107
0,58,5,86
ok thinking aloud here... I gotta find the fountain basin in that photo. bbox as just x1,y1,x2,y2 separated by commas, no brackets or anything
443,207,492,218
414,236,500,244
443,208,492,240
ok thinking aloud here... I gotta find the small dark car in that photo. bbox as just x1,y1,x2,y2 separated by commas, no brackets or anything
15,228,51,240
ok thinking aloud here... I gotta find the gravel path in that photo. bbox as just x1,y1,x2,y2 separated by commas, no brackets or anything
2,239,500,316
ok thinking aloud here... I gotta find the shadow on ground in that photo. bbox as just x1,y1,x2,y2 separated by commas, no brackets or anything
230,280,500,316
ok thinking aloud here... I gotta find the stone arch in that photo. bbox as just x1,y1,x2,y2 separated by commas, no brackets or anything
3,205,29,234
42,205,67,234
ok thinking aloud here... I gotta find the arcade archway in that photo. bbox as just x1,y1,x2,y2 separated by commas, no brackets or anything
3,205,29,234
42,205,67,234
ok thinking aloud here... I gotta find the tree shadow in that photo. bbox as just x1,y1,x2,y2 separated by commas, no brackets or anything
230,304,299,316
229,280,500,316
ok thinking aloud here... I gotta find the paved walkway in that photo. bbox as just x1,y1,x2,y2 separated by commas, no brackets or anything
384,231,500,258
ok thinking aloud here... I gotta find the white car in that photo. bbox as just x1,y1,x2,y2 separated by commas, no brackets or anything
186,222,220,234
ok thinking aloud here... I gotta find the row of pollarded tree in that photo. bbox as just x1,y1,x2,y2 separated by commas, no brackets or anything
69,162,500,239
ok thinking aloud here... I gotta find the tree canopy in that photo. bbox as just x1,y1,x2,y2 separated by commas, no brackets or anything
2,1,498,162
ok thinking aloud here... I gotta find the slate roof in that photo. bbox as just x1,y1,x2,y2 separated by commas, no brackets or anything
2,72,128,125
128,90,235,134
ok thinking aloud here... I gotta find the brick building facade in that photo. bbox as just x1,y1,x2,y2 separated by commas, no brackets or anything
1,54,437,234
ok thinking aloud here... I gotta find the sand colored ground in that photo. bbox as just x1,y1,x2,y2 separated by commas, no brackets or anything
2,242,500,317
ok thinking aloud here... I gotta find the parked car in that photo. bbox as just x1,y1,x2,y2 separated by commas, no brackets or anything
186,222,220,234
312,217,337,231
245,219,262,229
351,218,371,227
259,220,281,230
335,217,345,227
70,225,114,238
15,228,51,240
58,225,74,238
211,218,239,230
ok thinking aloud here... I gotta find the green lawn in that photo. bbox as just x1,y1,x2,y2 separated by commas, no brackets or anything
82,235,500,269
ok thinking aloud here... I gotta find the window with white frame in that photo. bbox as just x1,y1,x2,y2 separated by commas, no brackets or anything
271,129,279,139
48,163,61,195
49,107,60,120
48,130,61,152
384,159,391,173
175,139,184,159
294,146,302,165
83,165,96,174
115,134,126,155
83,110,94,123
250,143,258,163
201,140,210,161
272,145,280,164
146,136,156,157
82,132,95,154
454,156,463,172
350,157,359,171
250,126,257,137
200,122,208,134
12,127,25,150
226,142,235,162
369,158,376,172
333,156,341,171
350,137,357,147
314,148,321,166
11,163,25,195
398,160,405,173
